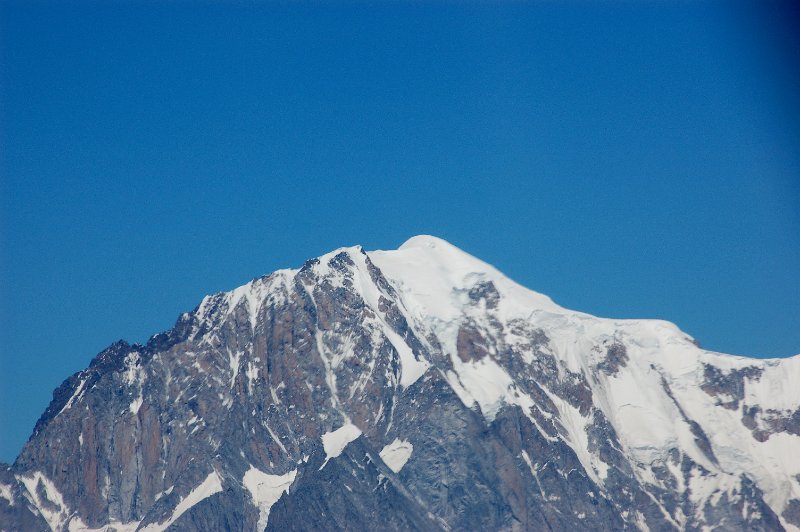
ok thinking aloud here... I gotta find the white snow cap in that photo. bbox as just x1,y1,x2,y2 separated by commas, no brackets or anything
369,234,566,322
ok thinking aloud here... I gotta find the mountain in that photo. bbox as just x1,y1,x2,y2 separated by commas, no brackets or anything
2,235,799,531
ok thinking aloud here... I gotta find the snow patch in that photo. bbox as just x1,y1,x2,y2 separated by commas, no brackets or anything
227,279,267,332
141,470,223,531
242,466,297,530
379,438,413,473
449,357,518,421
745,357,800,412
17,471,70,531
228,348,243,388
321,423,362,467
129,395,143,415
245,360,260,394
122,352,143,386
68,517,141,532
58,377,88,416
382,325,429,387
154,485,174,501
345,249,430,387
264,423,289,456
545,392,608,484
0,483,13,505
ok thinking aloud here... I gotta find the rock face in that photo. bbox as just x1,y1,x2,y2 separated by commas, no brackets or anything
2,235,799,531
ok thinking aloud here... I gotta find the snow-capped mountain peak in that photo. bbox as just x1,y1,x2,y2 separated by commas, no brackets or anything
3,237,799,531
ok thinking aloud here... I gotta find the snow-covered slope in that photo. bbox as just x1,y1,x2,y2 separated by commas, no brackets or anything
373,236,800,527
3,235,798,531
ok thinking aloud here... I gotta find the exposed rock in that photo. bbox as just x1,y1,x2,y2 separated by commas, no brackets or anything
597,342,628,376
468,280,501,309
700,364,763,410
783,499,800,528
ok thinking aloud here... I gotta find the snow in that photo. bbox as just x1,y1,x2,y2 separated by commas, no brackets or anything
122,352,142,386
141,470,223,532
242,466,297,530
520,450,535,473
245,360,260,394
264,423,289,455
0,483,12,505
122,352,146,416
745,357,800,411
227,278,268,332
444,370,477,410
17,471,70,531
546,391,609,484
687,468,740,517
651,347,800,514
369,236,591,424
129,395,143,415
57,377,88,416
68,518,141,532
321,423,362,467
382,324,429,388
520,449,550,499
192,270,296,342
596,360,680,464
369,235,567,331
447,357,518,421
379,438,413,473
154,485,174,501
314,329,343,410
346,249,430,387
227,348,243,388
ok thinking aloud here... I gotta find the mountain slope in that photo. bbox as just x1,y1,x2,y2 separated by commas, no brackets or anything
2,235,799,531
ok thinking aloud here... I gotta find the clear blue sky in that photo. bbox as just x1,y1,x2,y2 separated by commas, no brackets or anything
1,1,798,462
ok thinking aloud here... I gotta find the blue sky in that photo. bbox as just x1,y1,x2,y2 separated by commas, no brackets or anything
1,1,798,462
